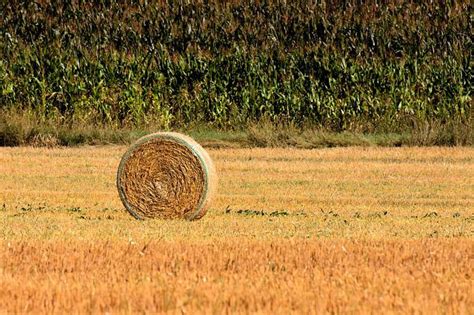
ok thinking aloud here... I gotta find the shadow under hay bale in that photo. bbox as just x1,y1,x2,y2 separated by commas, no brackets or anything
116,132,216,220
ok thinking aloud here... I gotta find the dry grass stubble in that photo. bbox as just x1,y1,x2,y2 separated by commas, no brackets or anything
0,146,473,313
1,239,472,314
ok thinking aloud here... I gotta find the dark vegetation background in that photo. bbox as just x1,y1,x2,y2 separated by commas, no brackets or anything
0,0,472,147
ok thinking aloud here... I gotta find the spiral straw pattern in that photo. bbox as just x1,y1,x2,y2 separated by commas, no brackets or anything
116,132,216,220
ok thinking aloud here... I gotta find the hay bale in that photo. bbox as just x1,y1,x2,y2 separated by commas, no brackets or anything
116,132,216,220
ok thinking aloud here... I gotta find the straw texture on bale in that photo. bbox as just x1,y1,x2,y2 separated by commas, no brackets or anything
116,132,216,220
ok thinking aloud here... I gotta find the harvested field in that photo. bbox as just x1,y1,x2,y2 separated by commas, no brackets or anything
0,146,473,314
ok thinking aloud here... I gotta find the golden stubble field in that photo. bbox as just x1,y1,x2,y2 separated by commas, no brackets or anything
0,146,473,314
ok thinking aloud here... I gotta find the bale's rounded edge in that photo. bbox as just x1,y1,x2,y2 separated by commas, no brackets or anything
116,132,216,220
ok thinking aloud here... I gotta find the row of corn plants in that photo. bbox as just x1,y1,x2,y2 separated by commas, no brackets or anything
0,0,471,133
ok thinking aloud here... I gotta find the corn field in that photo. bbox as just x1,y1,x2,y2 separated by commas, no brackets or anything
0,0,472,131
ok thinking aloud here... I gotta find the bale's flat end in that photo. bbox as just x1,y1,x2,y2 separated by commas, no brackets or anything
116,132,216,220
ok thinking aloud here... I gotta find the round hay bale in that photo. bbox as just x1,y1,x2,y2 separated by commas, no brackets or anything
116,132,216,220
